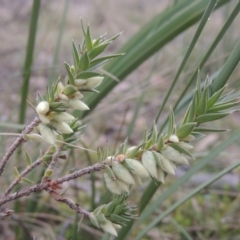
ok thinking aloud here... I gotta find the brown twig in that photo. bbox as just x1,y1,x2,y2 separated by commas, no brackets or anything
0,162,106,207
0,116,41,177
56,197,90,217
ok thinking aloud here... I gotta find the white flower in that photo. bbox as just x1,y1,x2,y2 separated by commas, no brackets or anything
50,112,75,123
50,120,73,134
63,99,90,110
36,101,49,115
38,123,56,145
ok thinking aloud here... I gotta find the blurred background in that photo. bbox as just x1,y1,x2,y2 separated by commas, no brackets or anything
0,0,240,239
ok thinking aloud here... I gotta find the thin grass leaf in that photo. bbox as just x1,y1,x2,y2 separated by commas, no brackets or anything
48,0,69,86
212,39,240,92
81,0,230,121
18,0,41,124
162,1,240,130
154,0,217,123
194,127,227,132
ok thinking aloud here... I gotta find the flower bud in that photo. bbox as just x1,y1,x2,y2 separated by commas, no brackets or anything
78,76,104,90
74,79,88,87
122,159,149,178
44,169,53,178
176,142,194,151
162,146,188,164
103,172,121,195
24,133,44,142
116,179,130,194
50,112,75,123
141,151,158,179
38,123,56,145
153,151,176,175
90,213,100,228
169,134,179,143
36,101,49,115
38,114,50,124
63,99,90,110
100,219,118,236
112,161,135,185
50,120,73,134
125,146,139,158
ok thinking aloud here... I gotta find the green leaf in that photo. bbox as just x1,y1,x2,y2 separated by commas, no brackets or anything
14,167,20,179
207,101,240,113
197,85,208,115
157,135,165,151
194,127,227,133
176,122,196,139
167,107,175,138
207,85,226,109
88,42,110,59
194,112,230,123
81,21,93,51
64,62,75,85
76,71,102,79
183,91,198,124
25,151,32,166
72,41,80,70
88,59,110,71
79,51,90,71
90,54,125,65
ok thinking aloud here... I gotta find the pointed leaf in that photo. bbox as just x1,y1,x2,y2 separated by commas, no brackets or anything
64,62,75,85
79,51,90,71
88,42,110,59
194,112,230,123
176,123,196,139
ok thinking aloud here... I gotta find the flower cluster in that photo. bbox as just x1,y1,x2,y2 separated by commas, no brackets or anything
103,133,193,195
24,23,122,146
90,194,136,236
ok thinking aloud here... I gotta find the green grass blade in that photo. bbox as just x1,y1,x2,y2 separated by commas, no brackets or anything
18,0,41,124
212,39,240,92
48,0,69,86
173,1,240,112
159,1,240,131
136,158,240,239
76,0,230,119
154,0,218,123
